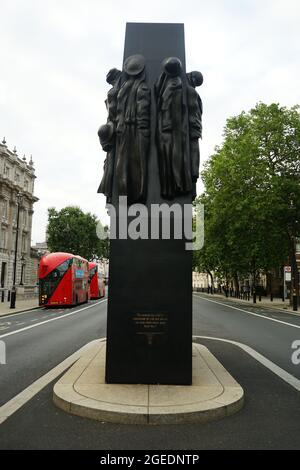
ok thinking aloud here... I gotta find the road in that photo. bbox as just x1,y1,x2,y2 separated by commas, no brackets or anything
0,293,300,449
0,299,107,405
193,293,300,379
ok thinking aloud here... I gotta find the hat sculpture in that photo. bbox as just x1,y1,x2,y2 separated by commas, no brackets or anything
123,54,146,76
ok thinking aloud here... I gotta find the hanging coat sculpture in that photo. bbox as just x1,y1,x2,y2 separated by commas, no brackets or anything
97,55,151,204
155,57,203,200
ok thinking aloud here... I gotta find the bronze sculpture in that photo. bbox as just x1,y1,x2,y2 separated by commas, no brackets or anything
98,55,151,204
186,70,203,199
97,68,122,202
98,54,203,203
155,57,203,200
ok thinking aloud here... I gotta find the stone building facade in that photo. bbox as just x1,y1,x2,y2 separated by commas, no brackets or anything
192,271,210,290
0,138,38,297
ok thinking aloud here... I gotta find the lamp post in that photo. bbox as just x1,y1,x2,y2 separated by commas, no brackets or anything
10,192,23,309
20,255,26,285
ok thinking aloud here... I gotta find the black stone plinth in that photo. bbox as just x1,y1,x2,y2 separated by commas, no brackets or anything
105,23,192,385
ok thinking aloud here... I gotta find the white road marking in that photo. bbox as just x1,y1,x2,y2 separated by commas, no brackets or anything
194,293,300,317
194,335,300,392
194,295,300,330
0,300,107,340
0,339,105,425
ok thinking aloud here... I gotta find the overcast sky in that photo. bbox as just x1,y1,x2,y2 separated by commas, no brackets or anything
1,0,300,244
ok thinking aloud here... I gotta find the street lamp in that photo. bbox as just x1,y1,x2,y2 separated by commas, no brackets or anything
20,255,26,286
10,192,23,309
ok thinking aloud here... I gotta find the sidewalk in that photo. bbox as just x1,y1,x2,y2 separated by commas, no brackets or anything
0,298,39,317
194,291,299,315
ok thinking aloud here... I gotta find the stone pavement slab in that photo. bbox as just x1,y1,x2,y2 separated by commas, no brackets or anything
0,298,39,317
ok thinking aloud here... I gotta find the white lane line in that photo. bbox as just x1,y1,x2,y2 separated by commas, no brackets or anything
194,293,300,317
0,300,107,340
0,339,105,425
193,294,300,330
194,335,300,392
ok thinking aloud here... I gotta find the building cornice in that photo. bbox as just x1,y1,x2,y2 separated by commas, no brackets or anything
0,176,39,203
0,145,36,177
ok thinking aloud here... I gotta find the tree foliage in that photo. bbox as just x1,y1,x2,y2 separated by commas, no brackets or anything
47,206,109,261
194,103,300,292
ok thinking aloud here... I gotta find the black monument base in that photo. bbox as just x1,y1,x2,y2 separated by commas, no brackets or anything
106,237,192,385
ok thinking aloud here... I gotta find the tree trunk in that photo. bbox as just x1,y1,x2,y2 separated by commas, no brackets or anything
207,270,214,294
269,272,273,301
252,260,257,304
233,272,239,297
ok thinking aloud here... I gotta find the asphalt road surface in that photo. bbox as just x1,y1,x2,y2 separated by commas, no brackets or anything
0,293,300,450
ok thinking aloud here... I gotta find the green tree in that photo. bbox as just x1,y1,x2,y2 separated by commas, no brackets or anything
194,103,300,301
47,206,109,261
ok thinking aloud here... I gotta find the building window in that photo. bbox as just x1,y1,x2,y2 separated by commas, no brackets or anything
1,262,7,287
24,179,29,191
1,229,7,249
12,230,16,250
3,165,10,178
23,210,27,228
2,200,8,219
22,234,27,253
12,205,17,224
15,172,20,183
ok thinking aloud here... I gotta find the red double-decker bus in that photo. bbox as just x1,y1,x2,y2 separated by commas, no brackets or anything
39,252,90,307
88,262,105,299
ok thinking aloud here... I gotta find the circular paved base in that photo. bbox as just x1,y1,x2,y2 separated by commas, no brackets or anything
53,340,244,424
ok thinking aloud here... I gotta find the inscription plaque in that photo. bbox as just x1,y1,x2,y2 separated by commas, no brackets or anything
133,312,168,345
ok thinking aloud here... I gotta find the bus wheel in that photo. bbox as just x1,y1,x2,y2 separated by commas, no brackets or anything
75,295,78,305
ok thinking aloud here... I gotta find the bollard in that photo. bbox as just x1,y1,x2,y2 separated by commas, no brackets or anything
7,290,10,302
